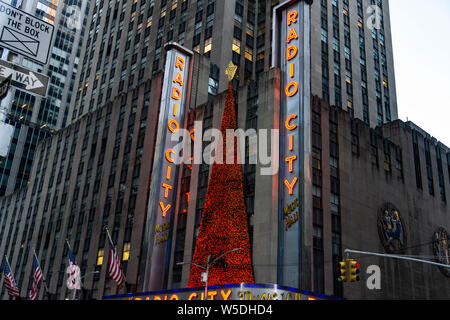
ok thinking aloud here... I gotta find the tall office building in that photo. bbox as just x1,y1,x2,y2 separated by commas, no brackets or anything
0,0,91,196
69,0,397,127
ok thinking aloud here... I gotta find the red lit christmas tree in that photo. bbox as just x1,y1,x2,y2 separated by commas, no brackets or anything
188,82,255,287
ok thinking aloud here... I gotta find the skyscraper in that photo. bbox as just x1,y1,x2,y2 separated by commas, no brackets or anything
69,0,398,127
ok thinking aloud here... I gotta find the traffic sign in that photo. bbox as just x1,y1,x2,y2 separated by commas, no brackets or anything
0,59,49,97
0,0,55,65
0,74,11,99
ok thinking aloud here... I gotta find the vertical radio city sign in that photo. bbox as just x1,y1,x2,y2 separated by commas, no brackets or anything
273,0,312,288
144,43,193,291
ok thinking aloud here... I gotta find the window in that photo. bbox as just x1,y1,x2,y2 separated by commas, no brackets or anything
244,46,253,61
204,37,212,54
96,248,104,265
122,242,131,261
232,38,241,54
208,77,218,96
331,193,339,214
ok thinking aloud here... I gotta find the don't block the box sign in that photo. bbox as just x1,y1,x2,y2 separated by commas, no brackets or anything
273,0,312,288
144,42,193,291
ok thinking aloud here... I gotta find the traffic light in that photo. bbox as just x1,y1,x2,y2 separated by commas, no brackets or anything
349,260,360,282
337,261,348,283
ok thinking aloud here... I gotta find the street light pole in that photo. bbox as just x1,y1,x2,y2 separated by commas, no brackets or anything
72,271,100,300
204,256,210,299
177,248,243,300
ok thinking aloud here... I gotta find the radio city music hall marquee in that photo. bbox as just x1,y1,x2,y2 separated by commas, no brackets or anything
143,43,193,291
273,0,312,287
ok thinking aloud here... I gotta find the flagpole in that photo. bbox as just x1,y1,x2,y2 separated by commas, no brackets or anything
33,248,49,294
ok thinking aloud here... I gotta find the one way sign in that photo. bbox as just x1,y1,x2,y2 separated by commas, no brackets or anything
0,59,49,97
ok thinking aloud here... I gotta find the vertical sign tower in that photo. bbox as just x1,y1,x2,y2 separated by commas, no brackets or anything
143,43,193,291
273,0,312,289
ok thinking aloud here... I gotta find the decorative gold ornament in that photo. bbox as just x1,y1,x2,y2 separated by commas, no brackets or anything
225,61,238,81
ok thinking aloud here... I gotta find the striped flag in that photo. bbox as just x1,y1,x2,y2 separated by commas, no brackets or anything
3,259,19,297
28,253,43,300
66,240,81,290
67,242,77,267
107,231,125,289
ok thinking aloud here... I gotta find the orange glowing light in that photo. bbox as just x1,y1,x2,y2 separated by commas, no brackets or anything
173,104,178,116
285,81,298,97
289,135,294,151
166,166,172,180
286,45,298,61
285,114,298,130
286,28,299,44
173,73,184,86
165,149,175,163
172,87,182,100
287,10,298,26
159,202,171,217
162,183,173,198
188,293,197,300
285,155,297,173
284,177,298,195
176,56,185,70
208,291,218,300
221,290,232,300
168,119,180,133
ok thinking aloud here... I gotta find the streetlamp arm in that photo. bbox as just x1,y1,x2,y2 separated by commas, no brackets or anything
176,261,207,270
210,248,243,267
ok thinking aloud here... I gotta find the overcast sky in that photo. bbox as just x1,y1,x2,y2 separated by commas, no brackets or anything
389,0,450,147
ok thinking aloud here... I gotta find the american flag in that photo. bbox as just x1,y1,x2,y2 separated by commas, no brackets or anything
107,236,125,289
3,259,19,297
28,254,43,300
67,243,77,266
66,241,81,290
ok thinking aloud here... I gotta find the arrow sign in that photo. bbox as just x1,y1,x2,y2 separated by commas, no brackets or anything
0,59,49,97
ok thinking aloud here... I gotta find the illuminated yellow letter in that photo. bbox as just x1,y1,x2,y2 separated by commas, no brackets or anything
172,87,182,100
173,73,184,86
162,183,173,198
168,119,180,133
284,177,298,195
165,149,175,163
285,155,297,173
286,45,298,61
285,114,298,131
287,10,298,26
159,202,171,217
176,56,185,70
286,28,298,43
285,81,298,97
